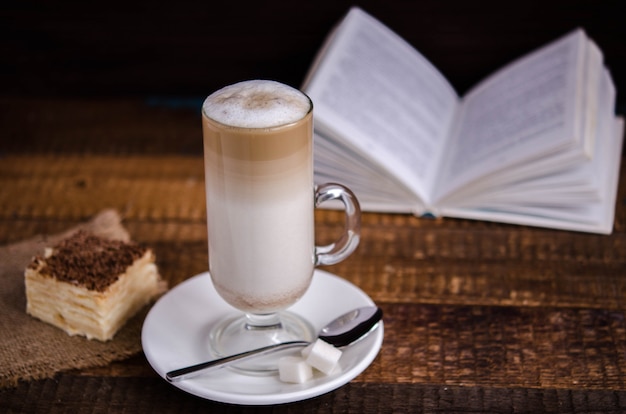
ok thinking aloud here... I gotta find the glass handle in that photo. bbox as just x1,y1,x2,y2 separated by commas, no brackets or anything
314,183,361,266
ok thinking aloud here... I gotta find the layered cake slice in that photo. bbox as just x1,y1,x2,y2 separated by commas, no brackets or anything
25,231,165,341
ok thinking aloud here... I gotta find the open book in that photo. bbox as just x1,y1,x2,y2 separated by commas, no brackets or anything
303,7,624,234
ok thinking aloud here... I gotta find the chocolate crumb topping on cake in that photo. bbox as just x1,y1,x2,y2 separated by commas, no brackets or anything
32,231,147,292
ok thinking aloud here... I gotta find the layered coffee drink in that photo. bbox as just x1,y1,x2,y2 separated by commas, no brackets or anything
202,80,314,314
202,80,360,369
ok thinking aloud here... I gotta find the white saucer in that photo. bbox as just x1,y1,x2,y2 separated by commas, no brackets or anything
142,269,384,405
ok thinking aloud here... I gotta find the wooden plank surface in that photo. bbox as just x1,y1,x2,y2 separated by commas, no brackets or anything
2,0,626,406
2,100,626,412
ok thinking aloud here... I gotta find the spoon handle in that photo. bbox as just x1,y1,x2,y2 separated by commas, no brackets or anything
165,340,309,382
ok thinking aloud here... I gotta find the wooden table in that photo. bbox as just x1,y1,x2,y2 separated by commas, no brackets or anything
2,1,626,411
1,97,626,412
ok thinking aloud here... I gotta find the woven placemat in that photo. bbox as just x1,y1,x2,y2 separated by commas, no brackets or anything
0,210,154,388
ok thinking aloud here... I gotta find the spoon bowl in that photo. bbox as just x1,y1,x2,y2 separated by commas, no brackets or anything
166,306,383,382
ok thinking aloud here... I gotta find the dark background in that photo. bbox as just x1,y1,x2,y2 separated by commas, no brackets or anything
2,0,625,110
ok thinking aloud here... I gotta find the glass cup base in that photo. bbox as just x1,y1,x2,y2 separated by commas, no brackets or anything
208,311,316,375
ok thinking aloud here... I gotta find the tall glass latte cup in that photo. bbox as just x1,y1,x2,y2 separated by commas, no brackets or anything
202,80,361,372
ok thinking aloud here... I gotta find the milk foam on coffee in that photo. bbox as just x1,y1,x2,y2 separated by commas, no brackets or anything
202,80,311,128
202,80,315,314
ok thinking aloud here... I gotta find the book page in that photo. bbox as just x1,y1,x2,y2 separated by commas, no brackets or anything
304,7,458,204
435,29,590,201
314,129,427,213
439,67,623,234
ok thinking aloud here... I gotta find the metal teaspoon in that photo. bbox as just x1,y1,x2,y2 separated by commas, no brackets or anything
166,306,383,382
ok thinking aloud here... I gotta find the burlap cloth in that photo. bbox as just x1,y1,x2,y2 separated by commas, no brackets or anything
0,210,155,388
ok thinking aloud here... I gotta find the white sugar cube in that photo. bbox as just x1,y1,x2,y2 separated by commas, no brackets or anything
278,356,313,383
303,339,342,375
